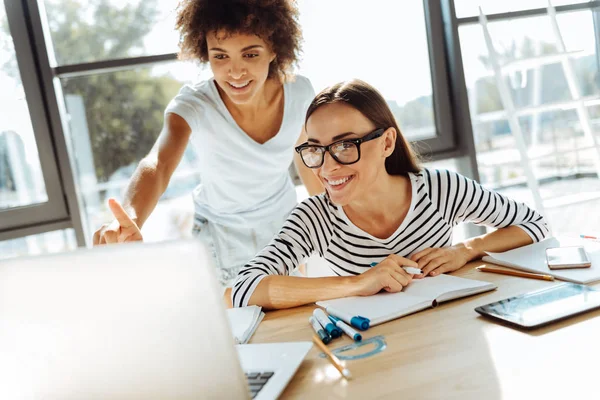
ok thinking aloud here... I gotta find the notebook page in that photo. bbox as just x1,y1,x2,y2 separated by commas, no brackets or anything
317,291,432,326
483,236,600,284
317,274,497,326
403,274,496,303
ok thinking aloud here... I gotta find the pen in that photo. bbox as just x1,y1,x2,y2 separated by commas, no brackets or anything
370,262,422,275
476,266,554,281
580,234,599,240
329,315,362,342
309,316,332,344
312,334,352,380
313,309,342,339
322,306,370,331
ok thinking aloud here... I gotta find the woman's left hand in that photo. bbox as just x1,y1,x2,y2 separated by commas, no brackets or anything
410,244,473,277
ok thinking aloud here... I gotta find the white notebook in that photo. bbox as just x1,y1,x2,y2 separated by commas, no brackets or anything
482,236,600,284
226,305,265,344
316,274,496,326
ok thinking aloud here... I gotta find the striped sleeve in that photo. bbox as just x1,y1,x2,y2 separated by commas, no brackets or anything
424,169,550,242
231,196,333,308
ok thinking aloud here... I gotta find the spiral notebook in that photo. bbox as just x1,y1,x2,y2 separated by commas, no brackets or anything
317,274,496,326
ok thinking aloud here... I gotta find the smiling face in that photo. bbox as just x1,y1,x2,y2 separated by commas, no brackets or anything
206,31,276,104
305,102,396,206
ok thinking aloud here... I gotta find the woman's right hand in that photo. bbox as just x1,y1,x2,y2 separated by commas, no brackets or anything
353,254,419,296
93,198,143,245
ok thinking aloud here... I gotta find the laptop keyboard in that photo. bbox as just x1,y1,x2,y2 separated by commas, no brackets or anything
245,371,274,398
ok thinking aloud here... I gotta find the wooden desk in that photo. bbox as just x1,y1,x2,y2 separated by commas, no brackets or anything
249,261,600,399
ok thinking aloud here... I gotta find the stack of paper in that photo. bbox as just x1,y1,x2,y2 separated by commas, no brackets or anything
226,305,265,344
482,236,600,284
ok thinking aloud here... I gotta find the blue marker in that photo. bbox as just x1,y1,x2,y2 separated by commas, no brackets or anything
322,306,370,331
329,315,362,342
313,309,342,338
370,262,422,275
309,316,331,344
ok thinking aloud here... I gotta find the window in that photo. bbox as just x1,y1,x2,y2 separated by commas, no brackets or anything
0,229,76,260
0,0,70,233
297,0,455,150
458,4,600,235
60,63,210,242
0,3,47,209
40,0,179,65
454,0,586,18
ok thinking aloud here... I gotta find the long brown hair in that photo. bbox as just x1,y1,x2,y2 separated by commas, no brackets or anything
305,79,421,175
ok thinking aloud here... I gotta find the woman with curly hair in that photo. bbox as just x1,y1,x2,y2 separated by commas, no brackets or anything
93,0,321,287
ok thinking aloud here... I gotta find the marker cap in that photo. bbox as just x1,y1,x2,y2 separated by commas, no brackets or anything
309,316,332,344
324,323,342,339
350,316,370,331
333,326,343,337
330,315,363,341
319,330,332,344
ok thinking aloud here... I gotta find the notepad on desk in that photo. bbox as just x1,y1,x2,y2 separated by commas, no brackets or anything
226,305,265,344
316,274,496,327
482,236,600,285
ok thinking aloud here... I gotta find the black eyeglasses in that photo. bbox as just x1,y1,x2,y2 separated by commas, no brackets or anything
295,128,385,169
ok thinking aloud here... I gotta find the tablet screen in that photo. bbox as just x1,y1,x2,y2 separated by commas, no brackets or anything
475,283,600,328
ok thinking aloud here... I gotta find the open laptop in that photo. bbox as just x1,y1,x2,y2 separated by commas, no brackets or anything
0,240,311,399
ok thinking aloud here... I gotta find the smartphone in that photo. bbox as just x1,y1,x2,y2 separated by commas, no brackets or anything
545,246,592,270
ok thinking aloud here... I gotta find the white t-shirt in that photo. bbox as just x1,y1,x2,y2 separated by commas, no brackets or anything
164,75,315,270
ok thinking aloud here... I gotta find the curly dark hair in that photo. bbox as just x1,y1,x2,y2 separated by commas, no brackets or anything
175,0,302,80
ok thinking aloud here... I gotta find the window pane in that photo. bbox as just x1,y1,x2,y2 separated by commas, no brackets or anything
455,0,585,18
0,1,48,209
61,62,209,242
0,229,77,260
459,9,600,234
41,0,179,65
297,0,436,141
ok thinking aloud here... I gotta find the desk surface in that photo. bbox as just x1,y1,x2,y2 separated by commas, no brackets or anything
249,261,600,399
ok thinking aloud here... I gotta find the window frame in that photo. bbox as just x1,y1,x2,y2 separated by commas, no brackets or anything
0,0,71,234
420,0,459,154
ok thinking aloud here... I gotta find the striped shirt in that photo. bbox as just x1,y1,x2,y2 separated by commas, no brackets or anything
232,168,549,307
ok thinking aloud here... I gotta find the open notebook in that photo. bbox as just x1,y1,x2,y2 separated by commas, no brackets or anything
226,305,265,344
482,236,600,284
316,274,496,326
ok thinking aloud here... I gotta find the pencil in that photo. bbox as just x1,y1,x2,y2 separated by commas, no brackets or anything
476,266,554,281
312,334,352,380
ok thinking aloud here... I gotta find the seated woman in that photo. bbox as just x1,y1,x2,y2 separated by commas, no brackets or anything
232,79,549,309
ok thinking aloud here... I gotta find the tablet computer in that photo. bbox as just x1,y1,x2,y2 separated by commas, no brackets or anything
475,283,600,329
